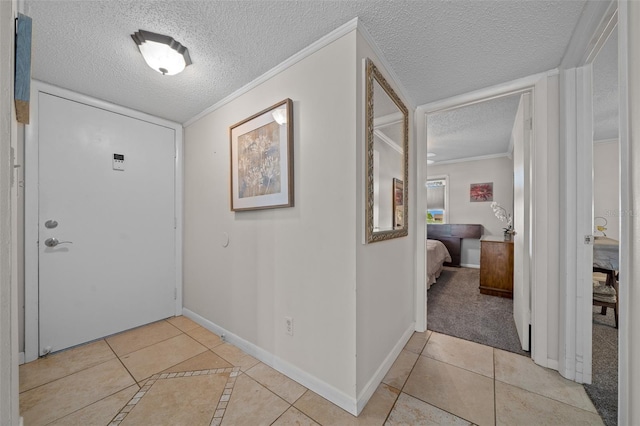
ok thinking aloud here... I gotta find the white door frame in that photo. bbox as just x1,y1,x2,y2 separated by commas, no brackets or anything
24,81,184,362
617,3,636,423
558,2,640,422
415,70,554,367
557,1,619,385
562,1,637,423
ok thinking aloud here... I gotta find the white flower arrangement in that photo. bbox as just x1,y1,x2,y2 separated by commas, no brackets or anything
490,201,514,233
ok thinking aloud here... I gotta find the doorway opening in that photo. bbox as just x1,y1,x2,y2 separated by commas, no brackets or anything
584,20,619,426
422,91,531,356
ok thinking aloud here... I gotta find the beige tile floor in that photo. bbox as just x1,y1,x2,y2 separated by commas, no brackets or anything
19,316,604,426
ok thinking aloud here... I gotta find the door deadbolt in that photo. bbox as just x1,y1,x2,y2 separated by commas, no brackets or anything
44,220,58,229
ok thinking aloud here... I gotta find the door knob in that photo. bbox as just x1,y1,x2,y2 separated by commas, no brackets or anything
44,238,73,248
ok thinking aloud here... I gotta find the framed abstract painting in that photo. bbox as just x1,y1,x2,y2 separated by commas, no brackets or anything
230,99,293,211
470,182,493,202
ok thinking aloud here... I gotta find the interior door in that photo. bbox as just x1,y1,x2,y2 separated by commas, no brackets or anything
577,64,594,382
513,92,532,351
38,92,176,355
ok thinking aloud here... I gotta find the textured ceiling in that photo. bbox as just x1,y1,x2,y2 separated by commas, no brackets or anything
426,94,522,164
428,26,619,164
24,0,587,124
593,29,618,141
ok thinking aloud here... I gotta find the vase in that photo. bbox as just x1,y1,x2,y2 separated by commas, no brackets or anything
504,232,512,241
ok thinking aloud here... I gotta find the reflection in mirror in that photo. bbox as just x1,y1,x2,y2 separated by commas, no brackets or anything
366,58,409,243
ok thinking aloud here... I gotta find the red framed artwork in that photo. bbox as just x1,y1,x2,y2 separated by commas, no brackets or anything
470,182,493,202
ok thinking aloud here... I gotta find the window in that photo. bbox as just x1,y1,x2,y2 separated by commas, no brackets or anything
426,177,448,223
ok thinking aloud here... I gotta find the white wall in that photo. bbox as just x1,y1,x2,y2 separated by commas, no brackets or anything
184,27,414,413
593,139,620,241
184,32,359,404
428,156,514,266
355,31,416,403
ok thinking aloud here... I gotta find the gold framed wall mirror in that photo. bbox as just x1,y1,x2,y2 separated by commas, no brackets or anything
365,58,409,243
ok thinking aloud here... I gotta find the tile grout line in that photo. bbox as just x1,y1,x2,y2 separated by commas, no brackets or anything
242,367,307,413
419,352,494,381
382,331,428,424
105,320,186,357
19,340,120,395
263,380,301,426
420,351,495,379
381,384,402,425
104,337,142,393
105,366,241,426
494,378,604,416
182,328,226,351
108,324,219,384
494,352,599,413
207,342,253,368
396,333,485,425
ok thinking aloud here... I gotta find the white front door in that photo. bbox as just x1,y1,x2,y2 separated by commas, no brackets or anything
37,92,177,355
513,92,532,351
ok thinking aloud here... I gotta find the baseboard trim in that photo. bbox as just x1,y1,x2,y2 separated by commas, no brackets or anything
546,358,559,371
460,263,480,269
356,322,415,415
182,308,358,415
19,351,25,365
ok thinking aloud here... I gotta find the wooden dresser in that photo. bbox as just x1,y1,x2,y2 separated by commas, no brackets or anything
427,224,483,267
479,236,514,298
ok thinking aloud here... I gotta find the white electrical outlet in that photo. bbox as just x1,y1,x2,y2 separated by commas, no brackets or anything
285,317,293,336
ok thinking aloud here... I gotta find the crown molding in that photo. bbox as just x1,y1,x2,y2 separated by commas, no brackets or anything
430,152,511,166
184,18,359,127
185,16,416,127
356,21,416,110
374,129,402,154
374,111,403,128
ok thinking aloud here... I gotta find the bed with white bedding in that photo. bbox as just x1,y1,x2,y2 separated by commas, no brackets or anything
427,239,452,289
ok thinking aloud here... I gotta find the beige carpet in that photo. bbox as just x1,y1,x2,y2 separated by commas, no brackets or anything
427,267,528,356
584,305,618,426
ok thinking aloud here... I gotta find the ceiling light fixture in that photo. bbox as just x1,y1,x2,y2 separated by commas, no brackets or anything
427,159,435,165
131,30,192,76
427,152,436,157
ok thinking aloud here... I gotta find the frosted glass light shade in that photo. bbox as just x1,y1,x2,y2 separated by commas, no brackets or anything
132,30,192,76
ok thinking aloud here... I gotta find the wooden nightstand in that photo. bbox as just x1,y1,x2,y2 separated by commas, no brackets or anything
479,236,514,298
